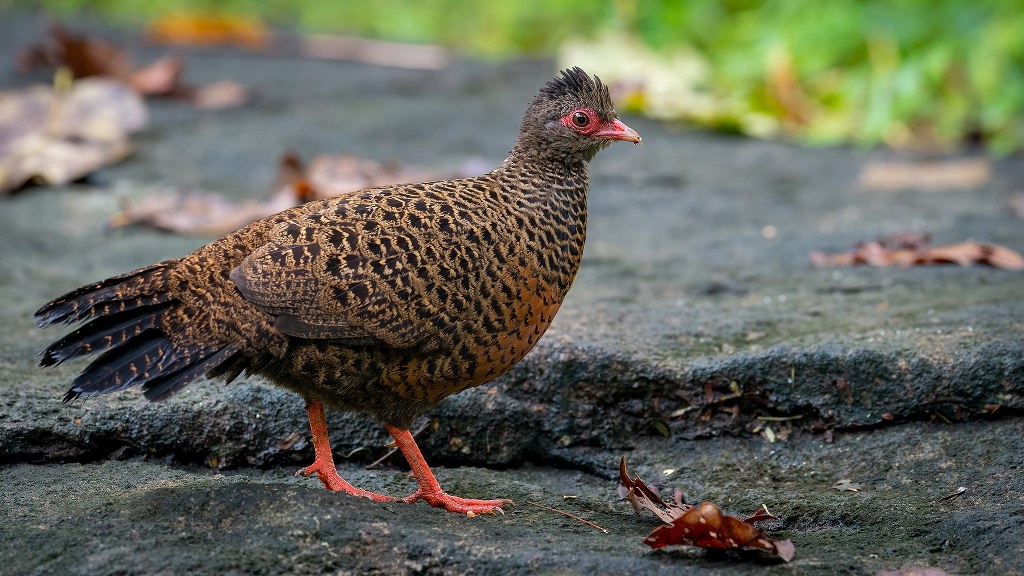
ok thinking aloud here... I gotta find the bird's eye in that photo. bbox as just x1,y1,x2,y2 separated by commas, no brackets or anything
571,111,590,127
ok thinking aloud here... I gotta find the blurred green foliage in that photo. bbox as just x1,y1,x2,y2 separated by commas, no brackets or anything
11,0,1024,151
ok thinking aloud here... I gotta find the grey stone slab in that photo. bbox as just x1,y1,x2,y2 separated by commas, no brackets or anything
1,11,1022,576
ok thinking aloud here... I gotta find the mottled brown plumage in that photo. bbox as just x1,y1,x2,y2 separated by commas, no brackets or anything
36,67,641,514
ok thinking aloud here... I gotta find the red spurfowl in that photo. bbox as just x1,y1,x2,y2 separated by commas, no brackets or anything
36,67,641,515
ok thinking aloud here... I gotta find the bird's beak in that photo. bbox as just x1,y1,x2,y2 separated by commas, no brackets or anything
593,118,642,144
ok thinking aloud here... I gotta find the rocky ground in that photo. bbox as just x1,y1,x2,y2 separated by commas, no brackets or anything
1,13,1022,576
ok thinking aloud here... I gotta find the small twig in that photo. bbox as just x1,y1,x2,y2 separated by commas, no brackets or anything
756,415,805,422
528,501,609,534
365,420,431,469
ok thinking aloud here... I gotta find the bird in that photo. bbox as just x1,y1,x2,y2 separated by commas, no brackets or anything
35,67,641,515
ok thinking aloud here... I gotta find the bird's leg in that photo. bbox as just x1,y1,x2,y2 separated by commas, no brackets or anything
386,424,512,515
296,402,395,502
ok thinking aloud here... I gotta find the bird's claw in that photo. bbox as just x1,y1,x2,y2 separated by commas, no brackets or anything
297,461,396,502
403,489,512,515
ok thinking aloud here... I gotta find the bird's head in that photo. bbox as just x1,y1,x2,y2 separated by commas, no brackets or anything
514,67,641,165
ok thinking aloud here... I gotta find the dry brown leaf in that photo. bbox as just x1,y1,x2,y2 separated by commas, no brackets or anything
108,184,296,236
0,77,147,195
128,56,186,96
17,25,251,109
619,456,793,561
305,154,438,200
108,152,455,235
618,455,688,524
643,502,795,562
182,81,252,110
857,158,991,192
811,235,1024,271
16,24,132,80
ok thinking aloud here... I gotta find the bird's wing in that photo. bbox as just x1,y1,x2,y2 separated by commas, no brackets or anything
230,185,499,349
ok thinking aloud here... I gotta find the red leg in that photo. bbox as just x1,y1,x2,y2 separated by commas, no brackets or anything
386,424,512,515
296,402,395,502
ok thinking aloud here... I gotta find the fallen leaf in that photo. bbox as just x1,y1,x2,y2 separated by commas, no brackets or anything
127,55,186,96
857,158,991,192
18,25,251,109
108,152,457,235
832,478,862,492
108,180,297,236
743,504,781,524
0,76,147,195
304,154,438,200
811,234,1024,271
16,24,132,80
643,501,795,562
619,456,682,524
619,456,793,562
180,81,252,110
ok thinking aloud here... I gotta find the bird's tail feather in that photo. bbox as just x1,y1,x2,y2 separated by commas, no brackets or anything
36,260,240,402
35,262,175,328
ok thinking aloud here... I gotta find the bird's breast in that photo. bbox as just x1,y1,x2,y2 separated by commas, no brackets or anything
383,264,566,403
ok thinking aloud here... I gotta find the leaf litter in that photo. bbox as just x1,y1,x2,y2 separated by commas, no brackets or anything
618,456,795,562
108,152,476,235
0,72,147,195
17,24,251,110
810,233,1024,270
3,22,257,196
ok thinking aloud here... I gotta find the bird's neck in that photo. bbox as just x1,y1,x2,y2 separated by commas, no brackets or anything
497,151,590,193
491,150,589,295
492,153,589,220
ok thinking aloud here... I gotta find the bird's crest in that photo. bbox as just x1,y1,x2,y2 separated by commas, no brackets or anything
540,67,614,116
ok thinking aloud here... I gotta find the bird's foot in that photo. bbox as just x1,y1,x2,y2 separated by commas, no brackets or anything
403,489,513,516
296,462,396,503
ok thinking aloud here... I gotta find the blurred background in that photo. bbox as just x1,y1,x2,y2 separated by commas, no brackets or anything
5,0,1024,153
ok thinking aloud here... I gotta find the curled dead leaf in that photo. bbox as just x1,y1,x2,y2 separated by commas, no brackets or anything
128,56,186,96
619,456,793,561
619,455,684,524
643,502,795,562
16,24,132,80
18,24,251,109
108,152,459,235
108,183,297,236
0,78,147,195
811,234,1024,271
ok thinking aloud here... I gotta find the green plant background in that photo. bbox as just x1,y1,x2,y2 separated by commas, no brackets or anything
7,0,1023,152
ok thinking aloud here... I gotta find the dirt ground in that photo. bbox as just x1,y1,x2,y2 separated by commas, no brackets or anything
1,13,1022,576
